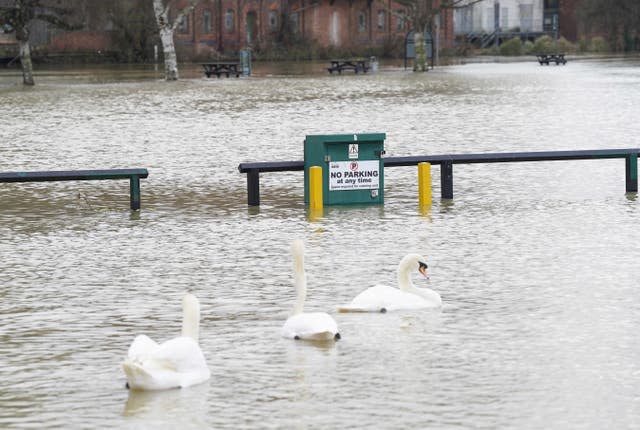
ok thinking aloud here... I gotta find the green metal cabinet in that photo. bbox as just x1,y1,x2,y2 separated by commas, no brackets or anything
304,133,385,205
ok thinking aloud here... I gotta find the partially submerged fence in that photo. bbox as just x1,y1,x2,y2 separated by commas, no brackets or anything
0,168,149,210
238,148,639,206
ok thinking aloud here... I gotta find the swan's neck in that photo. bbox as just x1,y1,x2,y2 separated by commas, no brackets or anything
291,240,306,315
397,268,414,292
181,295,200,342
292,272,306,315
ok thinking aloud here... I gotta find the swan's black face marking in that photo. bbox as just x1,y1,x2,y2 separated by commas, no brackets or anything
294,335,300,340
418,261,429,278
380,307,387,313
334,333,341,341
125,382,130,390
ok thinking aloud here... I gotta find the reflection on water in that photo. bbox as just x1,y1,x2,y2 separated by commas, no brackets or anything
1,58,640,429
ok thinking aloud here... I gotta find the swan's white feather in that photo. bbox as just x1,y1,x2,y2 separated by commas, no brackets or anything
283,240,340,341
338,254,442,313
282,312,339,340
122,294,211,391
337,284,439,312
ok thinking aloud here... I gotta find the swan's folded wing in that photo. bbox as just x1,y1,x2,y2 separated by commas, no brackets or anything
282,312,338,340
337,285,398,312
149,337,209,372
128,335,159,362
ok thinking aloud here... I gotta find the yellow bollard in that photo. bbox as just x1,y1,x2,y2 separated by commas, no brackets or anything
418,162,432,207
309,165,323,209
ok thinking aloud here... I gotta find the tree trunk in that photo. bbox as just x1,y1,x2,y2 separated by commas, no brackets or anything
18,39,35,86
159,26,179,80
413,31,427,72
153,0,179,80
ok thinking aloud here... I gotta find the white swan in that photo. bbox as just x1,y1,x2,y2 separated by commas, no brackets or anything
122,293,211,391
281,240,340,341
337,254,441,312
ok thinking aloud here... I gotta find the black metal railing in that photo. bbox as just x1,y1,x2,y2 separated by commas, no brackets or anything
238,149,639,206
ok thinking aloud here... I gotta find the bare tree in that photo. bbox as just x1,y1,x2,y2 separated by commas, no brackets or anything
391,0,482,71
0,0,79,85
152,0,200,80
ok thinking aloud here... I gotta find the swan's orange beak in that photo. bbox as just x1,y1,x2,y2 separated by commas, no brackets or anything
418,262,429,279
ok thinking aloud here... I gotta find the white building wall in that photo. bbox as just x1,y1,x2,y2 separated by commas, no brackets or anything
454,0,544,34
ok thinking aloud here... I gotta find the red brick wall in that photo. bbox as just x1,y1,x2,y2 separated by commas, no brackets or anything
49,32,112,51
30,0,454,59
559,0,581,41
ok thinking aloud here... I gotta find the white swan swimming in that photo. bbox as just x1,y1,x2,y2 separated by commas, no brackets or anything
122,293,211,391
337,254,441,313
281,240,340,341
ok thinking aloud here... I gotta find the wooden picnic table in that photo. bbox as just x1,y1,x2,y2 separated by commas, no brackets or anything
201,62,240,78
327,58,369,74
536,53,567,65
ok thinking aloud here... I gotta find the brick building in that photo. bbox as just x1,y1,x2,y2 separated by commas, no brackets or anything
2,0,455,61
173,0,455,58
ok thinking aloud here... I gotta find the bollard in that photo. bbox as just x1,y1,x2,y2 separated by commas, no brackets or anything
418,162,432,206
309,166,323,209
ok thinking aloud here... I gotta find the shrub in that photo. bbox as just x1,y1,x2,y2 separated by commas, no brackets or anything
577,38,590,53
556,37,576,53
523,40,535,54
499,37,522,56
590,36,609,53
533,35,556,54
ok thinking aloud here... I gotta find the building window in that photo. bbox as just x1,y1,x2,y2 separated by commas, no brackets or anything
225,9,234,32
290,12,299,34
269,10,279,31
544,0,559,9
358,11,367,32
203,10,212,33
396,11,406,31
500,7,508,30
519,4,533,32
177,14,189,34
377,10,385,31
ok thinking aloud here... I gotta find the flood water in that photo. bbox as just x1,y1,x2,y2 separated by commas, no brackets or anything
1,58,640,429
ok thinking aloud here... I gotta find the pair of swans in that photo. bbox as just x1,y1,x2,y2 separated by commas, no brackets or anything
281,239,441,341
122,240,441,391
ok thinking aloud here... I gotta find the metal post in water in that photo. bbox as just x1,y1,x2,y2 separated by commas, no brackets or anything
626,154,638,192
130,175,141,210
309,166,323,209
247,169,260,206
441,161,453,199
418,162,432,206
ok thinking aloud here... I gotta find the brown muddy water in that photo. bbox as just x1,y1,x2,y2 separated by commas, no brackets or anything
1,58,639,429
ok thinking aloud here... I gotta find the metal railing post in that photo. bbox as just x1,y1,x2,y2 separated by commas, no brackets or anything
247,169,260,206
130,175,141,210
440,160,453,199
626,154,638,192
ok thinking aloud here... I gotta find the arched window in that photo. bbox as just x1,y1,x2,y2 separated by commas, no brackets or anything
177,14,189,34
225,9,234,32
268,10,279,31
358,11,367,32
203,10,212,33
377,10,385,31
396,10,406,31
290,12,299,34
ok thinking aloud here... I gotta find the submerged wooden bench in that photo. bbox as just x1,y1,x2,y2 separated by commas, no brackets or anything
0,168,149,210
327,58,369,74
536,53,567,65
201,62,240,78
